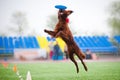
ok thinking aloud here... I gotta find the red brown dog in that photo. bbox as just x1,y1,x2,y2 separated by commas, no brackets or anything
44,9,88,73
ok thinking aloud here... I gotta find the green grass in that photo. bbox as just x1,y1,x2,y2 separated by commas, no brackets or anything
0,61,120,80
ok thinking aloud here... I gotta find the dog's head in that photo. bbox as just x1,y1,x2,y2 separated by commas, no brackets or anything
58,10,73,22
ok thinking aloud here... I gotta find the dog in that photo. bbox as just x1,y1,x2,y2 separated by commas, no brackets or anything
44,9,88,73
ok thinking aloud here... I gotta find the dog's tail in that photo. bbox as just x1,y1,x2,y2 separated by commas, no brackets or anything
81,53,86,59
78,49,86,59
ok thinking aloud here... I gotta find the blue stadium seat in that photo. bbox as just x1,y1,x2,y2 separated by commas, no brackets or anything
74,36,80,47
3,37,9,48
23,36,40,48
88,36,97,47
114,36,120,44
78,38,85,47
33,37,40,48
13,37,24,48
9,37,14,49
23,37,33,48
0,36,118,54
100,36,112,47
74,36,118,53
79,36,87,47
0,37,3,48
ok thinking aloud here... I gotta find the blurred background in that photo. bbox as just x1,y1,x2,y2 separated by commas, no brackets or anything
0,0,120,61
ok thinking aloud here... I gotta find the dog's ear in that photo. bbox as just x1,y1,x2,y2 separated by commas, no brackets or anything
67,10,73,15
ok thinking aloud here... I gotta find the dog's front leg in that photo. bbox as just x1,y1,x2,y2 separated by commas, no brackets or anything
55,31,69,39
54,31,61,38
44,29,56,37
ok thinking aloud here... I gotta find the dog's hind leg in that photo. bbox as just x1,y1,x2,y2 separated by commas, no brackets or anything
76,53,88,71
69,53,79,73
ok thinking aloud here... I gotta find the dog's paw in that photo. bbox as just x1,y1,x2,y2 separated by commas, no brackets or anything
44,29,48,32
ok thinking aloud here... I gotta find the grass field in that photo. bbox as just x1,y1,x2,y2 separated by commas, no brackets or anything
0,61,120,80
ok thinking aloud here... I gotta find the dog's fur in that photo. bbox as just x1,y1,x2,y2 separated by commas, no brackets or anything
44,10,88,73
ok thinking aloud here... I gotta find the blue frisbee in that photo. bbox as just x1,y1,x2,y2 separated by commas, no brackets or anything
55,5,67,10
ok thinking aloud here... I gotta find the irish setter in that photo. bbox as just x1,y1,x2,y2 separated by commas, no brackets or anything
44,9,88,73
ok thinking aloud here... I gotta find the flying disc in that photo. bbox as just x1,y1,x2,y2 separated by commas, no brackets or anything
55,5,67,10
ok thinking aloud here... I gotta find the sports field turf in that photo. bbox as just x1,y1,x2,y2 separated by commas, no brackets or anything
0,61,120,80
